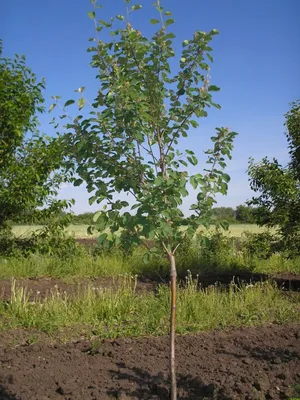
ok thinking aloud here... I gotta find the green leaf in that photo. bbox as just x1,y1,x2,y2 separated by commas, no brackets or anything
177,88,185,96
142,253,150,264
87,226,95,235
78,98,85,110
223,173,231,183
48,103,56,112
201,236,210,248
98,233,108,244
164,11,172,15
187,155,198,166
165,18,175,26
93,211,102,222
150,19,160,24
131,4,142,10
220,221,229,230
190,176,197,189
75,86,85,93
88,11,95,19
89,196,97,205
74,178,83,187
64,99,75,107
208,85,220,92
154,176,163,186
182,40,189,47
116,15,124,20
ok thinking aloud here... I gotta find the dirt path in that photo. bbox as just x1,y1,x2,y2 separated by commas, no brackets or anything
0,324,299,399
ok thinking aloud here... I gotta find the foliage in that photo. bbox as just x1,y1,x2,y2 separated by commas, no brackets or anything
0,42,71,231
199,229,236,265
0,216,83,258
241,231,280,260
1,278,298,335
235,205,255,224
211,207,236,224
54,2,237,258
70,212,94,225
248,100,300,256
0,40,44,166
1,230,300,279
52,3,237,396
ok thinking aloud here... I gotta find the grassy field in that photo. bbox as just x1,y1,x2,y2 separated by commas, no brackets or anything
12,223,274,239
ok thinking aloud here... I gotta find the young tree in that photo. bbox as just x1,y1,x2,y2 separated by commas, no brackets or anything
54,2,237,397
0,42,70,230
248,100,300,255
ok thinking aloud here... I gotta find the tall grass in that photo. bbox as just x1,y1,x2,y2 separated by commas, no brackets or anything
0,277,298,336
0,248,299,280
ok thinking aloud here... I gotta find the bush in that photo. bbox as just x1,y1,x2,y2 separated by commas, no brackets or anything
199,230,237,266
0,220,86,259
241,231,280,259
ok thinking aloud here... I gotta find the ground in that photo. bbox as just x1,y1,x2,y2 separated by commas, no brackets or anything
1,229,299,399
0,324,299,400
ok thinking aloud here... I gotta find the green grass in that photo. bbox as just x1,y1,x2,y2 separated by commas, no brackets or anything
0,248,299,280
12,224,273,239
0,277,298,337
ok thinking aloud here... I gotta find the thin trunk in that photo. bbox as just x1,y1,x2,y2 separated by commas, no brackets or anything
169,251,177,400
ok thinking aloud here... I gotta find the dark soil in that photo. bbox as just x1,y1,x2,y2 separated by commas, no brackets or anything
1,270,300,303
0,277,156,302
0,324,299,400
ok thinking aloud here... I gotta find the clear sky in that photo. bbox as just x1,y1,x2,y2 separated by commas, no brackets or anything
2,0,300,214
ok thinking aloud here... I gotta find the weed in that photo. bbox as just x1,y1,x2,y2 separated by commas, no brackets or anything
0,278,298,337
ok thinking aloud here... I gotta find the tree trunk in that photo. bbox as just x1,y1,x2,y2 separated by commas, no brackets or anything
169,252,177,400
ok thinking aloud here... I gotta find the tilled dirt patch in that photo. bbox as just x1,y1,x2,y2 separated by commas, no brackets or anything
0,324,299,399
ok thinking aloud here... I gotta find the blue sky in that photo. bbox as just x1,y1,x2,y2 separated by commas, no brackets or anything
2,0,300,214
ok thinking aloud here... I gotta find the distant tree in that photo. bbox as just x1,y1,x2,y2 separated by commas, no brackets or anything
71,212,94,225
212,207,235,223
235,204,255,224
248,100,300,254
0,42,70,230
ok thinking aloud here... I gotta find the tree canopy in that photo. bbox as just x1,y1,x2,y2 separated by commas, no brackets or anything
0,42,70,229
248,100,300,254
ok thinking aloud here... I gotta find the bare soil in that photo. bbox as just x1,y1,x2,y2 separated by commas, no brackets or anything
0,324,299,400
1,270,299,303
0,277,156,302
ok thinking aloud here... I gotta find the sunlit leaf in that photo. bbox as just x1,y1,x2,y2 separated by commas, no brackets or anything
88,11,95,19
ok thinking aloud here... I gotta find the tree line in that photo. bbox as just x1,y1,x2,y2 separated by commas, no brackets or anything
69,205,257,225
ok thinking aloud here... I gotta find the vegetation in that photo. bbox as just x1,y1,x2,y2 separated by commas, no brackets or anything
248,100,300,256
1,278,298,337
1,230,300,280
13,205,257,226
52,3,239,395
0,1,299,398
0,41,71,232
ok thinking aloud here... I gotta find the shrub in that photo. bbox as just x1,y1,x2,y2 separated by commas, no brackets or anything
241,231,280,259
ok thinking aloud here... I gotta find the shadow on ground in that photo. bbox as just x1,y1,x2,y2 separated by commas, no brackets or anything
107,364,228,399
0,385,18,400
